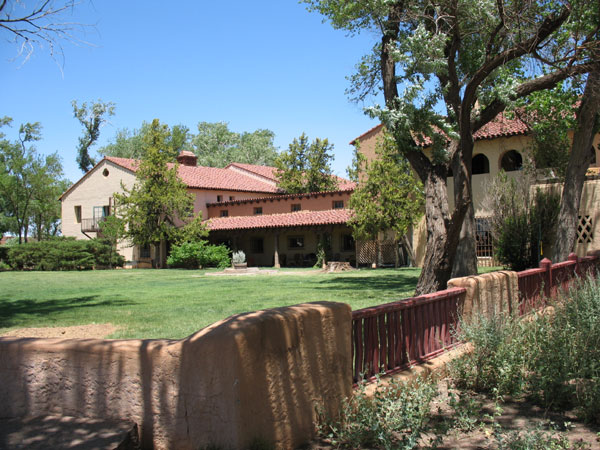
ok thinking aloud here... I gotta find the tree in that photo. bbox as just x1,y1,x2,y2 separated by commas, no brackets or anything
192,122,278,167
348,131,424,266
0,0,90,65
72,99,115,172
113,119,195,267
0,118,66,243
275,133,338,194
99,122,192,160
305,0,600,294
98,215,125,269
554,71,600,261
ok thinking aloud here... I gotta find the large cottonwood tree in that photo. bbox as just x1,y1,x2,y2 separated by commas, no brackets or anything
306,0,600,294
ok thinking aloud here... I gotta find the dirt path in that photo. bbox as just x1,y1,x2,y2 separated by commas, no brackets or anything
0,323,118,339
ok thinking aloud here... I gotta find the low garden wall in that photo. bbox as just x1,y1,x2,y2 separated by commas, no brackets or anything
0,301,352,450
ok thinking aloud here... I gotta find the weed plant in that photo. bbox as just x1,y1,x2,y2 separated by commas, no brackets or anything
317,376,437,450
450,275,600,423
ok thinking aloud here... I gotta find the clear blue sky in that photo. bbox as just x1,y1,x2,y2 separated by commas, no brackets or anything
1,1,382,184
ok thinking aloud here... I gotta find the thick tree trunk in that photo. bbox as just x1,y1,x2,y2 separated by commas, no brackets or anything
452,204,478,277
554,71,600,261
414,168,466,295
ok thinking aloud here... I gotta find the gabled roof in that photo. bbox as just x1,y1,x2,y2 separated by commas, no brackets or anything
102,157,281,193
351,113,530,147
225,162,279,181
206,208,352,231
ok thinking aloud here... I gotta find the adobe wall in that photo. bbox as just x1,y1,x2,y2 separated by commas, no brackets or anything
0,302,352,450
447,270,519,320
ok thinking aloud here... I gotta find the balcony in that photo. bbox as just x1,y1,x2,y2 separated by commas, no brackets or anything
81,217,105,233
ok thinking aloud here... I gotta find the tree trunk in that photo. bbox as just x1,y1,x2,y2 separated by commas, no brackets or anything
554,71,600,261
452,203,478,277
414,168,466,295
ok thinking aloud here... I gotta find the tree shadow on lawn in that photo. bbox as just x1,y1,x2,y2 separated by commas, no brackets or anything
317,270,419,297
0,296,135,329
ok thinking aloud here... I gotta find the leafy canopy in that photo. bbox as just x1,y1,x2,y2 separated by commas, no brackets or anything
275,133,338,194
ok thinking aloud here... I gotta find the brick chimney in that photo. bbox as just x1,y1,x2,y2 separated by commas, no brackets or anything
176,150,198,167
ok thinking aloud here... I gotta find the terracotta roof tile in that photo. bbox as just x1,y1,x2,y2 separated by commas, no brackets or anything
206,209,352,231
104,157,280,193
225,163,279,181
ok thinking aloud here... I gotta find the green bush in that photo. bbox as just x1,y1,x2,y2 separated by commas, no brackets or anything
317,377,437,450
167,241,230,269
450,311,529,397
7,238,124,271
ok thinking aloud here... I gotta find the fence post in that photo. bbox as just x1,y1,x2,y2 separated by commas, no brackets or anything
568,252,579,277
540,258,552,299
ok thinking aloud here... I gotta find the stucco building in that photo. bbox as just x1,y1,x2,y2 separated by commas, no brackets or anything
60,151,356,268
351,114,600,265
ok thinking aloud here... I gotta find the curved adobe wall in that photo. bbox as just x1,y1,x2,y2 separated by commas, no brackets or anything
0,301,352,450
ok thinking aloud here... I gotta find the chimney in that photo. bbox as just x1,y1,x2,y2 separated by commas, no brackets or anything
176,150,198,167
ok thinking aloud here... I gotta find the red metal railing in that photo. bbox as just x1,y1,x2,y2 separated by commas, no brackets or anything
351,287,466,384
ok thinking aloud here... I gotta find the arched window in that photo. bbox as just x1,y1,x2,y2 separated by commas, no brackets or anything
500,150,523,172
472,154,490,175
591,146,597,166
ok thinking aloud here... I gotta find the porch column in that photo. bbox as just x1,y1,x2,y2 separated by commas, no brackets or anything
273,233,280,268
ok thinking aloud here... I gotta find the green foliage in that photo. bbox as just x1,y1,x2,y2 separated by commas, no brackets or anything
99,122,191,160
485,171,560,271
317,377,437,450
348,131,424,241
191,122,278,168
450,311,529,397
72,99,115,172
0,117,68,243
452,276,600,424
114,119,195,249
6,238,124,271
167,242,230,269
274,133,338,194
494,425,590,450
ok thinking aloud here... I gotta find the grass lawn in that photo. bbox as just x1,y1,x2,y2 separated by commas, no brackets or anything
0,267,422,339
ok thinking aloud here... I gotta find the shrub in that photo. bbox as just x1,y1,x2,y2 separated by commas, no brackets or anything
167,241,230,269
7,238,123,270
317,377,437,450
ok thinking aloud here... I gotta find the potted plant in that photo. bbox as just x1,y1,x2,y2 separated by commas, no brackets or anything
232,250,247,269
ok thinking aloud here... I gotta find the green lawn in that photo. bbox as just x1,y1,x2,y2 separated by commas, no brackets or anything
0,268,421,339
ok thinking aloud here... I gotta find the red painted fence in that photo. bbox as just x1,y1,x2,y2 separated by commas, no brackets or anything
353,253,600,384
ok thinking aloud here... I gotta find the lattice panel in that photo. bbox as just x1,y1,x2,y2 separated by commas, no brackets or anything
356,240,397,265
577,215,594,244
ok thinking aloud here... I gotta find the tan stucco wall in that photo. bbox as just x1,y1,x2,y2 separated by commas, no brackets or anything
0,302,352,450
60,160,137,261
206,192,352,219
192,189,277,221
447,271,519,320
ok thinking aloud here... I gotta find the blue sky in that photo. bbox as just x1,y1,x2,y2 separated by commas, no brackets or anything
1,1,382,184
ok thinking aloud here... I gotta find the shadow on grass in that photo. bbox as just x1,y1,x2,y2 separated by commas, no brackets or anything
0,296,135,329
317,269,420,296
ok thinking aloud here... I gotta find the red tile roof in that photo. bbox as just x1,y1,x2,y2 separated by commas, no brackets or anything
206,209,353,231
225,163,279,181
104,157,280,193
352,113,529,147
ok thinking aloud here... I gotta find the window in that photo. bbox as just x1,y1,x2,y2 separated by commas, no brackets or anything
102,168,110,177
291,204,301,212
254,207,263,215
332,200,344,209
472,154,490,175
229,196,235,201
342,234,355,252
288,236,304,249
500,150,523,172
216,195,223,202
220,210,229,217
140,244,151,259
577,215,594,243
103,205,110,217
74,205,82,224
475,218,493,257
251,237,264,253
